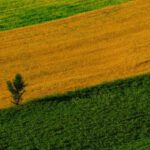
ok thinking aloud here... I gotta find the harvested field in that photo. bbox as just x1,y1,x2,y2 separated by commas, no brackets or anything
0,0,150,108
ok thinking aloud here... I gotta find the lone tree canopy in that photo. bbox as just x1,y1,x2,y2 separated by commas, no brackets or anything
7,73,26,105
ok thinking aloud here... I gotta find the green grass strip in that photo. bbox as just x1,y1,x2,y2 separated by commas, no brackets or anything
0,73,150,149
0,0,129,31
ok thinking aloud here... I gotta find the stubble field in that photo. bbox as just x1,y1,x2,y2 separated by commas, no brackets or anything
0,0,150,108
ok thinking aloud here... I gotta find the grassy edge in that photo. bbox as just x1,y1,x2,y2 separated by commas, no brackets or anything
0,0,130,32
2,72,150,111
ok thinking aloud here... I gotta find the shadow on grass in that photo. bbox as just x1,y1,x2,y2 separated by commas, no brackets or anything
28,72,150,104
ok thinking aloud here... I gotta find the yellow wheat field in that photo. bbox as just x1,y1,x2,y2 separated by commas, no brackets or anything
0,0,150,108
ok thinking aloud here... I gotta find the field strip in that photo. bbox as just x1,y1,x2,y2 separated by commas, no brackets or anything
0,0,128,31
0,0,150,108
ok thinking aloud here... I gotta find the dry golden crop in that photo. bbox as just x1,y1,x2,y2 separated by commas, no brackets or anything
0,0,150,108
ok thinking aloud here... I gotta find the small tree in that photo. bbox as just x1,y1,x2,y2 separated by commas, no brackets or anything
7,73,26,105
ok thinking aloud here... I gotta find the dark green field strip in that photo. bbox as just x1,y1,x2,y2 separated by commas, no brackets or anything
0,73,150,149
113,139,150,150
0,0,129,31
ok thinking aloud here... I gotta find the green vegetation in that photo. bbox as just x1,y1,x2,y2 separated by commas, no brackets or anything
113,138,150,150
0,0,129,31
0,73,150,149
7,74,26,105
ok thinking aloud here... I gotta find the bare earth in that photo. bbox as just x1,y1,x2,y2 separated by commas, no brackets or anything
0,0,150,108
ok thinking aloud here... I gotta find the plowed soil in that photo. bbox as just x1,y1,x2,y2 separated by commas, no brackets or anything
0,0,150,108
